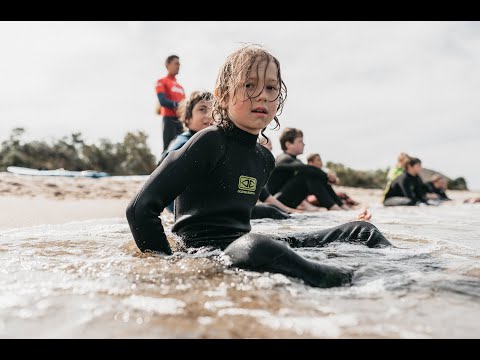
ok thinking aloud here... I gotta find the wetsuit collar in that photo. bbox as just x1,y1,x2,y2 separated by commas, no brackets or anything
226,124,258,148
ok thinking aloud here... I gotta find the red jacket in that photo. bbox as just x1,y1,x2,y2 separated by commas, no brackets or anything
155,75,185,117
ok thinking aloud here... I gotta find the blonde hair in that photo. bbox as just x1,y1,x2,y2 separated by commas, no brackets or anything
211,45,287,142
397,152,411,168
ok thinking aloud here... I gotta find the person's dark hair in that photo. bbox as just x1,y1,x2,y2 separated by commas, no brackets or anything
211,45,287,143
279,128,303,151
406,157,421,169
177,91,213,126
166,55,179,64
307,153,320,163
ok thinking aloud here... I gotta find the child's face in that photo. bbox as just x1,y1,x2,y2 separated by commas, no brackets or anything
410,163,422,175
286,136,305,156
186,100,212,132
227,59,279,135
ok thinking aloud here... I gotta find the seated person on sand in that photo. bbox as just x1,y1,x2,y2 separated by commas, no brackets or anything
266,128,350,211
305,153,359,209
386,152,411,182
383,157,437,206
256,139,370,219
424,175,451,202
251,139,303,219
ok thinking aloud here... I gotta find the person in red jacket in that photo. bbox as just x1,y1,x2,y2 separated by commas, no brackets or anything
155,55,186,151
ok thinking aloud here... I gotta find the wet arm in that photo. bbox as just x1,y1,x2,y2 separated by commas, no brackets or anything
126,131,223,254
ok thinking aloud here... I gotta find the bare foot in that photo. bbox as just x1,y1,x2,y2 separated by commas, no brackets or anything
355,208,372,222
297,200,325,212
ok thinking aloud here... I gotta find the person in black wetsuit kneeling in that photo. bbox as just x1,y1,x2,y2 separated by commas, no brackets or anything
126,45,391,288
383,157,429,206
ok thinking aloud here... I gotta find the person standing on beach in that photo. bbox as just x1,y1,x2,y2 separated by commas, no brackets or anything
127,45,391,288
155,55,186,151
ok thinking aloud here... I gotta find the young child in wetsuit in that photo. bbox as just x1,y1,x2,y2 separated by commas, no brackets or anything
126,45,391,288
159,90,214,213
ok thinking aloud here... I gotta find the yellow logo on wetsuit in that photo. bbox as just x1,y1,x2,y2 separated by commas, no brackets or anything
238,175,257,195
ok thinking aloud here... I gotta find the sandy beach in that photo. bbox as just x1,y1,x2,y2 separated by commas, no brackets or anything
1,171,478,230
0,172,145,229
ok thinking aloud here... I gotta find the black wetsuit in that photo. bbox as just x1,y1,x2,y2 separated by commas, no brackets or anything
159,130,286,219
266,153,343,209
384,172,428,206
127,125,275,253
424,181,450,201
251,187,290,220
126,124,391,288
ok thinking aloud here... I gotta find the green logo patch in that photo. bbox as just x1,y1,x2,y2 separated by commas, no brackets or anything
238,175,257,195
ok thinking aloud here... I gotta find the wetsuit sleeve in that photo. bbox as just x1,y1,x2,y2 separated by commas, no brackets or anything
157,92,178,109
276,158,328,181
298,166,329,181
126,129,225,254
415,177,428,202
259,187,271,202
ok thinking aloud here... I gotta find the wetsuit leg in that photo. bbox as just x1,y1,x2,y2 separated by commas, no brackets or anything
224,221,390,288
162,116,183,151
283,221,391,248
307,180,341,208
276,174,338,209
274,175,310,208
251,203,290,220
224,233,353,288
384,196,415,206
325,183,344,207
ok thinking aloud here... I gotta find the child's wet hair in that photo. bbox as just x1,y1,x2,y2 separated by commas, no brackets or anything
211,45,287,142
177,91,213,124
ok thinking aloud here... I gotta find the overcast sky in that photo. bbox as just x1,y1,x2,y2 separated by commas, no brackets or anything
1,21,479,189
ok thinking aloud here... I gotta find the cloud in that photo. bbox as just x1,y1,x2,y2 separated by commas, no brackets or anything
1,21,479,189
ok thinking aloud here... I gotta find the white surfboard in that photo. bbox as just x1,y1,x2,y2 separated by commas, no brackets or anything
7,166,110,178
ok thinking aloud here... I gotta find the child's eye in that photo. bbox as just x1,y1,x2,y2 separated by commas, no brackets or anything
267,85,278,91
245,83,255,89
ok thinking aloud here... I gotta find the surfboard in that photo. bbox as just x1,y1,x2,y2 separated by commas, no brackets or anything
7,166,110,178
